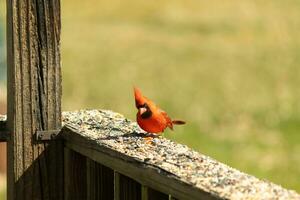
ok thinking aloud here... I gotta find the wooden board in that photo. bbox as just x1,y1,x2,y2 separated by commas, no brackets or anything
61,110,300,200
64,148,87,200
6,0,63,199
87,158,114,200
62,125,219,200
115,172,141,200
142,185,169,200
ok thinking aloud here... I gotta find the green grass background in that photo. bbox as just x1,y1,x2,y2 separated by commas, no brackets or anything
1,0,300,195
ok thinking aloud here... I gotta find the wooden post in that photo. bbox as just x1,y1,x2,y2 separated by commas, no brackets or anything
6,0,63,199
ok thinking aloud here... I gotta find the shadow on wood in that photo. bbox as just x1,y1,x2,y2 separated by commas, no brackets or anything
12,140,63,199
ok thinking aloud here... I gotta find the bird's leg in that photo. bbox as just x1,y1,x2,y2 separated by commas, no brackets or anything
144,136,153,144
143,133,160,144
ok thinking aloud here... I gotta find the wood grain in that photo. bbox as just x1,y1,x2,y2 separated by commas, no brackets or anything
118,173,141,200
6,0,62,199
63,126,218,200
64,148,87,200
87,158,114,200
114,171,121,200
142,186,169,200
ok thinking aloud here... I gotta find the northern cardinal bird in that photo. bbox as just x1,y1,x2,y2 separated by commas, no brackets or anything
134,87,185,133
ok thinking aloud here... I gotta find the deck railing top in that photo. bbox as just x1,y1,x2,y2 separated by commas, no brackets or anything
56,109,300,200
1,110,300,199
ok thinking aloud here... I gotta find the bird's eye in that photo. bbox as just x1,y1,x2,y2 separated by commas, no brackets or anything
137,103,147,109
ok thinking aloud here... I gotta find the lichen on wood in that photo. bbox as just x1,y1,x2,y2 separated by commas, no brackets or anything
61,110,300,200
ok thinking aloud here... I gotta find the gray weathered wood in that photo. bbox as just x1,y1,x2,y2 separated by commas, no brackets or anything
61,118,221,200
114,171,121,200
6,0,63,199
36,129,61,141
61,110,300,200
141,185,148,200
118,173,141,200
87,158,114,200
64,148,87,200
142,186,169,200
114,171,142,200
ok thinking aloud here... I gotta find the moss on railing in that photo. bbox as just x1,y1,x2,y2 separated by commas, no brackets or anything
61,110,300,200
1,110,300,199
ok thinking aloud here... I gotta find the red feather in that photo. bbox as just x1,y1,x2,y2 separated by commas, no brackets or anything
134,87,185,133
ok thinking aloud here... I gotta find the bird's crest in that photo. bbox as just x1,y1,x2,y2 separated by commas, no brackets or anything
134,87,146,108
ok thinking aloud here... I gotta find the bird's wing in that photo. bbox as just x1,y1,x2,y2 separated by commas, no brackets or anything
160,110,173,130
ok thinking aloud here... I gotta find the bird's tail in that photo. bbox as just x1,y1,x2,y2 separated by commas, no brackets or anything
172,120,186,125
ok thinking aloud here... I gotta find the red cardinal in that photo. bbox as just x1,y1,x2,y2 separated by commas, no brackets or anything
134,87,185,133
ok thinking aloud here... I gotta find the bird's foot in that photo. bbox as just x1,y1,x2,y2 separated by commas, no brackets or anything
143,133,161,144
143,136,154,144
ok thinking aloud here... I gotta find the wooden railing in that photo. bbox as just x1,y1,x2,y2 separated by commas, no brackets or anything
1,111,300,199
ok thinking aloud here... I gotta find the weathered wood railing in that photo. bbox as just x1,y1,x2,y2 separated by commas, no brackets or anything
1,111,300,199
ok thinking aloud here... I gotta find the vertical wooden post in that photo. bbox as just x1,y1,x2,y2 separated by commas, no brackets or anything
114,172,141,200
6,0,63,199
64,148,87,200
86,159,114,200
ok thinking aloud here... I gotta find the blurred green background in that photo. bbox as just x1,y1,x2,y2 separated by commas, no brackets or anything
1,0,300,196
